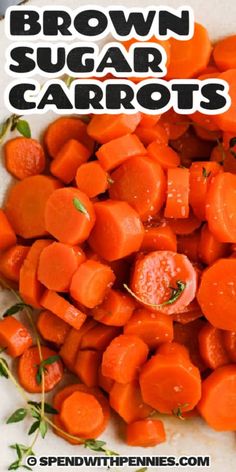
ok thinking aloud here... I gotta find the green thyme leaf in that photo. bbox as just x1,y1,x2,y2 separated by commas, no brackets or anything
172,403,189,420
73,197,90,219
39,420,48,439
124,280,186,309
84,439,118,456
36,355,60,385
230,150,236,159
229,137,236,148
16,120,31,138
28,421,40,436
7,408,27,424
202,167,211,179
3,303,32,317
8,460,21,470
0,358,9,378
43,403,59,415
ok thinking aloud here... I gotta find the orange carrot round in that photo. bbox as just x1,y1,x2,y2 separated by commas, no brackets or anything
0,317,32,358
198,323,230,370
74,350,102,387
80,324,120,351
87,113,141,144
0,245,29,282
198,223,229,265
135,123,168,146
91,289,135,326
213,35,236,71
147,142,180,169
166,212,201,235
37,310,70,346
4,137,45,180
126,419,166,447
50,139,90,184
141,225,177,252
189,161,223,221
96,134,146,172
40,289,87,330
0,209,17,250
44,117,94,157
60,391,104,437
174,320,207,372
124,308,174,349
110,380,153,423
159,109,190,140
222,331,236,362
76,161,109,198
164,167,190,219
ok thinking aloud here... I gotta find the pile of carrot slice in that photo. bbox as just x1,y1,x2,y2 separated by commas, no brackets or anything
1,26,236,448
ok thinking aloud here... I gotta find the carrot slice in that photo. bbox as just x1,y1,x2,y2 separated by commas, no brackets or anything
80,324,120,351
166,212,201,235
189,161,223,221
198,223,229,265
140,344,201,414
213,70,236,132
96,134,146,172
0,317,32,357
76,161,109,198
174,319,207,372
74,350,101,387
88,200,144,261
98,367,114,393
91,289,135,326
60,391,104,437
172,300,203,325
130,251,197,315
177,231,201,262
213,35,236,71
198,365,236,431
4,137,45,180
0,209,17,250
139,114,161,127
59,319,96,371
159,109,190,140
198,323,230,370
135,123,168,146
124,308,173,349
167,23,212,78
50,139,90,184
102,334,148,384
197,258,236,330
87,113,141,144
5,175,61,239
18,346,63,393
70,259,115,309
164,168,190,219
19,240,51,308
37,310,70,346
45,187,95,245
0,245,29,282
44,117,94,157
126,419,166,447
147,142,180,169
110,380,153,423
40,289,87,330
222,331,236,362
141,225,177,252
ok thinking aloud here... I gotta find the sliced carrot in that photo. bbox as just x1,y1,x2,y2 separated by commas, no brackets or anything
0,209,17,250
135,123,168,146
38,242,81,292
141,225,177,252
158,109,190,140
222,331,236,362
174,319,207,372
96,134,146,172
166,212,201,235
139,114,161,128
98,367,114,393
50,139,90,184
102,334,148,384
5,175,61,239
177,231,201,262
87,113,141,144
110,380,153,423
74,350,101,387
40,289,87,330
198,323,230,370
213,35,236,71
172,299,203,325
140,343,201,413
91,289,135,326
0,245,29,282
88,200,144,261
198,223,229,265
45,187,95,245
80,324,120,351
167,23,212,79
18,346,63,393
59,319,96,371
124,308,173,349
70,259,115,309
197,258,236,330
44,117,94,157
164,168,190,219
109,155,166,220
126,419,166,447
147,142,180,169
19,239,51,308
0,317,32,357
157,341,190,360
75,161,109,198
189,161,223,221
37,310,70,346
198,365,236,431
213,70,236,132
130,251,197,314
4,137,45,180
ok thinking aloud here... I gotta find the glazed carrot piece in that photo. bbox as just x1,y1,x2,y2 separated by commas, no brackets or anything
102,334,148,384
198,224,229,265
167,23,212,78
4,137,45,180
171,129,214,167
88,200,144,261
141,225,177,252
157,341,190,360
126,419,166,447
80,324,120,351
44,117,94,157
18,346,63,393
177,231,201,262
140,343,201,413
76,161,109,198
96,134,146,172
139,114,161,127
87,113,141,144
74,350,102,387
70,260,115,308
0,245,29,282
147,142,180,169
213,35,236,71
198,323,230,370
98,367,114,393
158,109,190,140
124,308,173,349
109,156,166,220
222,331,236,362
0,209,17,250
206,173,236,242
50,139,90,184
19,240,51,308
174,319,207,372
130,251,197,315
135,123,168,146
37,310,70,346
213,70,236,132
110,380,153,423
5,175,61,239
197,258,236,330
164,167,190,219
189,161,223,221
172,299,202,325
40,289,87,330
38,242,81,292
45,187,95,245
0,317,32,358
166,212,201,235
59,319,96,371
198,365,236,431
91,289,135,326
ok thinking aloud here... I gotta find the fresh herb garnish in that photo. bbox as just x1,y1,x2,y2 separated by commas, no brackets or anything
3,303,32,318
36,355,60,385
7,409,27,424
229,137,236,149
0,114,31,143
16,120,31,138
202,167,211,179
0,357,9,378
9,444,34,471
172,403,189,420
84,439,118,456
124,280,186,308
73,197,90,219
